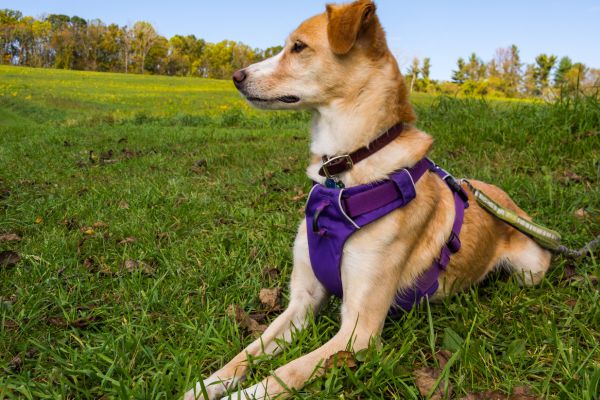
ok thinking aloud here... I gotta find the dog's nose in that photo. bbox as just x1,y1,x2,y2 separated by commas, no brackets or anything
232,69,247,87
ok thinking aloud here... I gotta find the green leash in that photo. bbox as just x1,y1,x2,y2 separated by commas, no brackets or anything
462,180,599,259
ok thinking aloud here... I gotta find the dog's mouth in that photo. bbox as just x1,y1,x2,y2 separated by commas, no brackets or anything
246,95,301,104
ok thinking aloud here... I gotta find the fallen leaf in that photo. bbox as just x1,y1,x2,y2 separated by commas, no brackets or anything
414,367,453,400
226,304,266,335
561,170,585,184
0,186,10,200
262,266,280,280
509,385,539,399
564,299,578,307
70,316,100,329
0,251,20,267
156,232,169,241
34,216,43,224
460,391,505,400
117,237,137,245
9,355,22,373
46,316,68,327
83,229,95,236
323,351,358,370
92,221,108,229
436,350,453,369
25,348,38,358
259,288,281,310
46,316,99,329
0,233,21,242
118,200,130,209
574,208,588,219
3,319,19,331
100,149,114,161
61,217,79,230
123,259,155,275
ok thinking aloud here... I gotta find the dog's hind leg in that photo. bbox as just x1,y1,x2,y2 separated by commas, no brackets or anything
184,222,328,400
502,230,552,286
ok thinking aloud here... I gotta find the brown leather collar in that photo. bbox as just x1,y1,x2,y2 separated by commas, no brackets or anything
318,123,405,177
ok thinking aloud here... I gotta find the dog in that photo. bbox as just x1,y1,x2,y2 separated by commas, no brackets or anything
185,1,551,398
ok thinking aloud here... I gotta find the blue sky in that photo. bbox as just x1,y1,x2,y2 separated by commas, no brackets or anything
4,0,600,80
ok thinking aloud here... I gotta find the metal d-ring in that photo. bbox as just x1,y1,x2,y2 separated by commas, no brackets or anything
312,201,330,235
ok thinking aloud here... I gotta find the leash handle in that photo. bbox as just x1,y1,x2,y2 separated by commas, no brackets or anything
462,180,562,251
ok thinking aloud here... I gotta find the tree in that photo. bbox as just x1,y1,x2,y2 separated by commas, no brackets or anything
533,53,557,94
554,56,573,88
466,52,486,81
451,57,468,84
407,57,420,92
131,21,158,74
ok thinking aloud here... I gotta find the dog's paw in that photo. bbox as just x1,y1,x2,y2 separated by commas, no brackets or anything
184,376,238,400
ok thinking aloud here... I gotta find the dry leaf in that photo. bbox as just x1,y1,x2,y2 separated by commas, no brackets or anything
461,391,506,400
509,385,539,400
259,288,281,310
262,266,280,280
25,348,38,358
9,355,22,373
226,304,266,334
0,233,21,242
3,319,19,331
436,349,453,369
414,367,452,400
323,351,358,370
46,316,68,327
0,250,20,267
123,259,155,275
564,299,578,307
34,216,43,224
117,237,137,245
62,217,79,230
561,170,585,183
156,232,169,241
92,221,108,229
574,208,588,219
118,200,130,209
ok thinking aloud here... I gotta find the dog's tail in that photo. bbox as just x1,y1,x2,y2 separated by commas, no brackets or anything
462,179,599,260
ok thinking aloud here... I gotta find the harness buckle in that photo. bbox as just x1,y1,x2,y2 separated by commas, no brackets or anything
321,155,354,178
444,175,469,203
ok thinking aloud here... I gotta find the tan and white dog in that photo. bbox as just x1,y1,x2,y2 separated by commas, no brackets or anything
185,1,551,399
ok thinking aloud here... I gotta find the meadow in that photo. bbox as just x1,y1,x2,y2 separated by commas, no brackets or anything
0,65,598,399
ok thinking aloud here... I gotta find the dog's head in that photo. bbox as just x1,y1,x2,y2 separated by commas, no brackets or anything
233,0,396,111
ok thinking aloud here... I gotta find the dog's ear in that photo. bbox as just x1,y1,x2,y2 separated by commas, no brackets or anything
326,0,376,55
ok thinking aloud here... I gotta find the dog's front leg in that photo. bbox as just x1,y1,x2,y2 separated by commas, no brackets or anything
225,254,399,400
185,222,328,400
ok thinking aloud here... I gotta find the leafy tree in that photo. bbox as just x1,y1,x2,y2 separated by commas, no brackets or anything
533,53,557,94
554,56,573,88
132,21,158,74
451,57,468,84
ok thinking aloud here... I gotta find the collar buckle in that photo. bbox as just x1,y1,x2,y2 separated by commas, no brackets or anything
321,155,354,178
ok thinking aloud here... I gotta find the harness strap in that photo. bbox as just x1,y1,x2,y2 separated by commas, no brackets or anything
343,158,431,218
393,165,469,313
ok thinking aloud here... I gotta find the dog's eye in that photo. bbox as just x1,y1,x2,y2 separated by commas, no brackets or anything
292,41,307,53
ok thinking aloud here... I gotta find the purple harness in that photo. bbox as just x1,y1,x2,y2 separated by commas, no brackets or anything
305,158,469,315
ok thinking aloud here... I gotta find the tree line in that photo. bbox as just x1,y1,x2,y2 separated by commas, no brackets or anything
408,45,599,98
0,9,282,79
1,9,598,98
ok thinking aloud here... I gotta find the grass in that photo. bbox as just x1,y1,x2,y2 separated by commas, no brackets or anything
0,65,598,399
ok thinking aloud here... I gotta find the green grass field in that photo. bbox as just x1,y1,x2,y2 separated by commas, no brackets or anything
0,65,599,399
